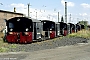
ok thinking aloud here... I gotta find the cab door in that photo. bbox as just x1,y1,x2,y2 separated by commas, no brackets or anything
36,22,42,40
56,23,60,37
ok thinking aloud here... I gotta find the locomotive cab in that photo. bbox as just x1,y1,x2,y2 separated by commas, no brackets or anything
67,24,70,34
72,24,76,33
59,22,68,36
81,24,85,30
68,23,76,33
41,20,55,40
55,22,60,37
76,24,81,32
63,23,68,36
5,17,42,43
6,17,33,43
32,19,42,41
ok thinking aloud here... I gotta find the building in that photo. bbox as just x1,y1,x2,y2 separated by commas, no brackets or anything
0,10,24,31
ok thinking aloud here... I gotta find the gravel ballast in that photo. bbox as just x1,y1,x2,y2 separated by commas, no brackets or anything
8,37,88,52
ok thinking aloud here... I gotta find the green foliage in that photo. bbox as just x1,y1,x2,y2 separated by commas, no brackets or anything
67,30,90,39
67,33,77,38
8,44,17,49
61,16,64,22
0,39,17,52
0,47,8,52
1,30,90,52
78,21,88,29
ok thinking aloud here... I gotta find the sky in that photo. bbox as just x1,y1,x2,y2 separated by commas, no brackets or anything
0,0,90,24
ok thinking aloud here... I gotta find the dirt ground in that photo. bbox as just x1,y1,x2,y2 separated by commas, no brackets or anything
0,40,90,60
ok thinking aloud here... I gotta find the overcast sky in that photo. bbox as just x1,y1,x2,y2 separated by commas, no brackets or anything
0,0,90,24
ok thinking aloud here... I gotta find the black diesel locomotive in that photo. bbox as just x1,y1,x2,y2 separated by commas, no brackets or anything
4,17,84,44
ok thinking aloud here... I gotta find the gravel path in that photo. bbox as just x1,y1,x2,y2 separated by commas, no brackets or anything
8,37,88,52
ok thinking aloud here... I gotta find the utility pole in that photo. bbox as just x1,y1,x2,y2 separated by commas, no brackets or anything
48,15,50,20
27,3,31,18
77,18,79,23
69,14,71,23
36,12,37,19
65,2,67,23
58,12,59,22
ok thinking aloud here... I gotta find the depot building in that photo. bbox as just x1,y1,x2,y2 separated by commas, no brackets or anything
0,8,24,31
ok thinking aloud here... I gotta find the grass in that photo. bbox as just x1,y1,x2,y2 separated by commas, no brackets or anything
0,29,90,52
0,47,8,52
0,32,17,53
0,32,4,38
67,29,90,39
0,39,17,53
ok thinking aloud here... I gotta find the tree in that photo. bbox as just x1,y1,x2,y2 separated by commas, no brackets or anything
61,16,64,22
78,20,88,29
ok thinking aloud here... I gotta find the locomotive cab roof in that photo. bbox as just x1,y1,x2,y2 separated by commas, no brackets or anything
29,18,41,22
8,17,41,23
40,20,55,23
55,22,60,24
68,23,74,25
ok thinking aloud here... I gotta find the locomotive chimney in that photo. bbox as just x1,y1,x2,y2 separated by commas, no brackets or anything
14,7,16,12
